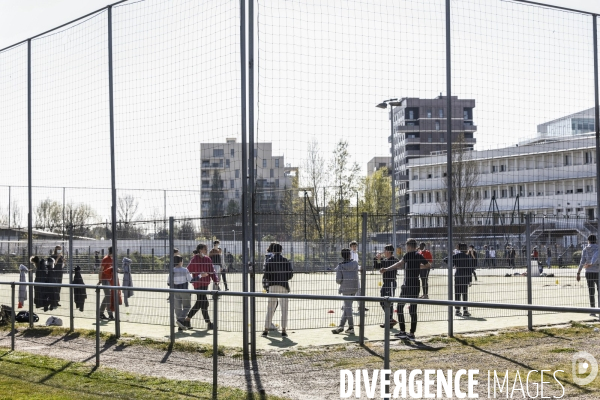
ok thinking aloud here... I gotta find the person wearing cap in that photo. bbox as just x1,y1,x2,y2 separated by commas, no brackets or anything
379,239,430,340
374,244,399,329
577,234,599,318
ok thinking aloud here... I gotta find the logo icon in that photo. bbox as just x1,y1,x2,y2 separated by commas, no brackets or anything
572,351,598,386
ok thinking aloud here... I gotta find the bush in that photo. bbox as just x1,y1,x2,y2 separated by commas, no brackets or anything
572,250,582,264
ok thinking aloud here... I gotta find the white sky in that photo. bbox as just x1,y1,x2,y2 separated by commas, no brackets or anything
1,0,600,222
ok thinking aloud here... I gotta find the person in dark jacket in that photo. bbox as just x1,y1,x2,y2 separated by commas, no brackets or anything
449,243,475,317
380,239,430,341
374,244,399,328
32,256,51,311
50,246,65,308
72,265,87,312
262,243,293,338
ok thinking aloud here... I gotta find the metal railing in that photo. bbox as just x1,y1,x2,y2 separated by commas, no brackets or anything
2,280,599,399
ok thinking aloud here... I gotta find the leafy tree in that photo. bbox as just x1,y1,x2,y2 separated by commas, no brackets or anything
178,219,196,240
362,167,392,234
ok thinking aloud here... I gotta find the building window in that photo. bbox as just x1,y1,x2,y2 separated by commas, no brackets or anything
213,149,224,157
509,187,514,197
585,151,592,164
230,148,235,157
262,159,267,168
270,169,274,178
420,193,424,203
201,180,210,189
491,166,497,173
501,189,507,198
230,180,234,189
275,179,280,187
235,169,240,178
426,109,432,118
235,189,240,198
500,165,505,172
412,194,417,204
492,190,497,198
275,159,280,168
435,121,440,131
201,171,209,178
436,192,440,202
226,159,230,168
564,155,571,166
202,160,210,168
408,110,414,119
438,109,444,118
427,192,432,203
484,190,488,199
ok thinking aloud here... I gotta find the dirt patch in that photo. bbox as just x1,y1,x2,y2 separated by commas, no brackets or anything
1,322,599,399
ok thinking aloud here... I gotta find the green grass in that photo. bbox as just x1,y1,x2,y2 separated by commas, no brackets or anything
0,349,288,400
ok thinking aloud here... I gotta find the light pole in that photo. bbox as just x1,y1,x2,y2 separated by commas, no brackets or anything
377,98,402,251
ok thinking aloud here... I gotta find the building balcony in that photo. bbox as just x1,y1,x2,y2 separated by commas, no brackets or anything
396,125,420,133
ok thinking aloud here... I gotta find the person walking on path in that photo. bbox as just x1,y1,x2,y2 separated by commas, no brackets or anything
168,255,193,331
332,248,359,335
184,244,219,330
417,242,433,299
577,235,599,318
379,239,430,340
545,245,552,269
262,243,293,338
374,244,399,329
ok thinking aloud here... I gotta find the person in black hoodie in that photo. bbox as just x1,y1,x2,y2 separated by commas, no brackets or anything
449,243,476,317
72,265,87,312
32,256,51,312
50,246,64,308
380,239,430,341
262,243,293,338
374,244,399,328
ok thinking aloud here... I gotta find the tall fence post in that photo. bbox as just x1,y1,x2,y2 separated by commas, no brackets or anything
68,225,74,332
11,283,15,351
107,4,120,339
212,292,219,400
445,0,454,338
526,213,533,330
169,217,175,345
592,16,600,242
359,212,368,345
95,285,100,367
27,38,34,330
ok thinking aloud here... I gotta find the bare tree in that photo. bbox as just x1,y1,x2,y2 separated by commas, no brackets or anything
437,133,481,240
117,195,139,224
302,139,327,210
65,202,98,236
35,198,62,232
10,202,22,227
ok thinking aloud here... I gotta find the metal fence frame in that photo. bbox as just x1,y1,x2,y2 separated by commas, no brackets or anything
2,0,600,366
2,280,599,399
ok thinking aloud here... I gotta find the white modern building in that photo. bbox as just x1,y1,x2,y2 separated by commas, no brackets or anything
200,138,295,217
407,133,598,230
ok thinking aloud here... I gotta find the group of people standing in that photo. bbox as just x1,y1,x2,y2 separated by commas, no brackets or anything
30,246,65,312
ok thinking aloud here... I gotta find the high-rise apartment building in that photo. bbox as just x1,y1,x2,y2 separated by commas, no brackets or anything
391,95,477,215
200,138,294,218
